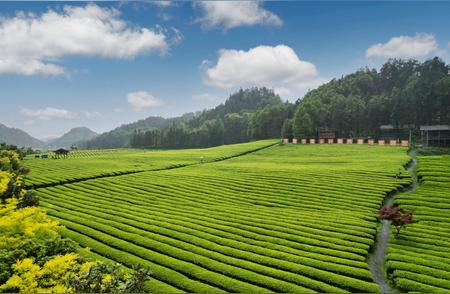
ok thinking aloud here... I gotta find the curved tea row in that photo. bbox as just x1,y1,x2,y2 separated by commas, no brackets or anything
34,144,410,292
387,155,450,293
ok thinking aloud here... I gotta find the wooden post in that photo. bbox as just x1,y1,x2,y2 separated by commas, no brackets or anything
301,139,307,144
337,138,343,144
292,138,298,144
346,138,353,144
310,139,316,144
357,139,364,145
390,139,397,146
368,139,374,145
328,139,333,144
378,140,385,146
319,139,325,144
282,138,288,144
401,140,409,147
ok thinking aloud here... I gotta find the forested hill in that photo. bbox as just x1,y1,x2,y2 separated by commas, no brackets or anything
81,113,195,149
292,57,450,138
131,88,295,149
131,57,449,149
48,127,98,148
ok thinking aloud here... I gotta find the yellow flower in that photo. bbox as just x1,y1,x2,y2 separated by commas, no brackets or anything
41,253,78,278
102,274,113,284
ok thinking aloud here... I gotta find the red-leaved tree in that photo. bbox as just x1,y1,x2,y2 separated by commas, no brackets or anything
379,206,414,237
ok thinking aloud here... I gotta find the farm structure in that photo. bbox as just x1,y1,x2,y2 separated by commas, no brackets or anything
317,128,335,140
54,148,70,159
420,125,450,147
377,125,411,141
284,138,409,147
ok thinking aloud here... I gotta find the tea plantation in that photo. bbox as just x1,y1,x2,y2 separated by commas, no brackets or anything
386,155,450,293
26,143,433,293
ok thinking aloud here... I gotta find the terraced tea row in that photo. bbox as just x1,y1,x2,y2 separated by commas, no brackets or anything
23,140,276,187
35,144,411,292
387,155,450,293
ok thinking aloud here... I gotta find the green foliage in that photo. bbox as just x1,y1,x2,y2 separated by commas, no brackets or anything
66,262,151,293
131,87,289,149
293,57,450,137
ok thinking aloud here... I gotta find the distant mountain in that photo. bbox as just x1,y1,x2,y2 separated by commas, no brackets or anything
81,113,195,149
0,123,45,149
49,127,98,148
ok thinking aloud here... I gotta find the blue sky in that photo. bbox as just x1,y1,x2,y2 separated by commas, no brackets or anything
0,1,449,139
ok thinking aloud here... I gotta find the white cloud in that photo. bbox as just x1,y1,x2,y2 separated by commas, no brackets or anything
83,111,103,119
273,87,293,97
203,45,327,98
366,33,438,59
194,1,282,30
0,4,170,76
192,93,221,102
114,107,124,113
19,107,78,120
152,1,173,8
127,91,163,112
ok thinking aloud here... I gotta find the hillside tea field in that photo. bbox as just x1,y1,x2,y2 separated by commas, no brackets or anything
30,143,415,293
23,140,275,187
387,155,450,293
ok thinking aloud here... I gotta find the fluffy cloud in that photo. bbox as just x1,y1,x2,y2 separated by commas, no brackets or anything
192,93,221,102
194,1,282,30
19,107,78,120
0,4,170,76
127,91,163,112
366,33,438,59
203,45,326,97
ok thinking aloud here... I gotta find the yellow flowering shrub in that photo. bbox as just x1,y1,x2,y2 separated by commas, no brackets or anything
0,148,150,292
0,171,10,194
0,254,79,293
0,205,59,250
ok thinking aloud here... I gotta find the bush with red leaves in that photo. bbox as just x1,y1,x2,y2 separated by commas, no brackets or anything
379,205,414,237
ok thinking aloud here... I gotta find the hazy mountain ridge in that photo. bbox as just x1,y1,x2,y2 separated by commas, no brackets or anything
0,123,45,149
81,113,196,149
48,127,98,148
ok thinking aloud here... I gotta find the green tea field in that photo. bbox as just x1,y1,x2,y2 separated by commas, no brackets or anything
386,155,450,293
25,142,449,293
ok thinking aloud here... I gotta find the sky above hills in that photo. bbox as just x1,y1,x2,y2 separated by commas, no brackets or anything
0,1,449,139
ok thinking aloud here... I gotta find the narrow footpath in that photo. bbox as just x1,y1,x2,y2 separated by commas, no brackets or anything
367,151,418,293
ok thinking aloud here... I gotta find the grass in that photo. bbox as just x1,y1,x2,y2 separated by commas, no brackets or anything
28,143,413,292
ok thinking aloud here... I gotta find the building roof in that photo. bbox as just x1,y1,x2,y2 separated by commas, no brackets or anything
54,148,69,153
420,125,450,131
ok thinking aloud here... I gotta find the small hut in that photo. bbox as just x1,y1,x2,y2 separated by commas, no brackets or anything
420,125,450,147
54,148,70,159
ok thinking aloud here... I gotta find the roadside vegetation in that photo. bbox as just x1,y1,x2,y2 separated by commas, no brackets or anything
0,147,151,292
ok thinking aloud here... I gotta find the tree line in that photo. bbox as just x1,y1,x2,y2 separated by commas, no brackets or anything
131,88,296,149
131,57,449,149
